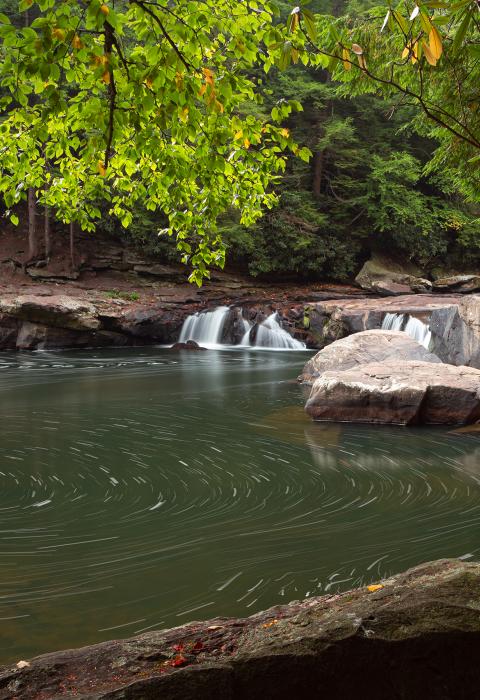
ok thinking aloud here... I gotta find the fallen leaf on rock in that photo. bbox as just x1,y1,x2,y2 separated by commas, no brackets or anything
170,655,188,667
367,584,383,592
262,619,279,629
16,660,30,669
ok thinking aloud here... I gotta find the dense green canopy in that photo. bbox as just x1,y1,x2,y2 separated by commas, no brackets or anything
0,0,308,282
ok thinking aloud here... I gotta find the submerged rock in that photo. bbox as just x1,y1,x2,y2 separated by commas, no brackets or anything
305,360,480,425
170,340,207,351
1,559,479,699
299,329,441,384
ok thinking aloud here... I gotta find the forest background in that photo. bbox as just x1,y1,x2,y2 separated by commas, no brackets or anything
1,0,478,283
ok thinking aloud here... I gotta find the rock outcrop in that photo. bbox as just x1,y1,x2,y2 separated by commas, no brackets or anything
305,360,480,425
299,329,441,384
306,294,480,368
355,254,432,295
1,559,479,699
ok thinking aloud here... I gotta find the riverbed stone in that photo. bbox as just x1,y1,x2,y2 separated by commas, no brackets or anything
305,360,480,425
299,329,441,384
1,559,479,699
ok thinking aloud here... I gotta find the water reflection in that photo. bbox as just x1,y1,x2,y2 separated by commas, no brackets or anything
0,348,478,663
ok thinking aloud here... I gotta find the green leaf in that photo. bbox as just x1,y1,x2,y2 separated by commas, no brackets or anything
302,8,317,43
452,10,471,53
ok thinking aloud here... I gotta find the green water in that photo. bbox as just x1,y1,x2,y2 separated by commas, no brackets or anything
0,347,479,663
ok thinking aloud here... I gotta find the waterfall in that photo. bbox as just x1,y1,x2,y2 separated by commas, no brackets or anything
178,306,229,346
381,312,431,349
243,312,306,350
179,307,305,349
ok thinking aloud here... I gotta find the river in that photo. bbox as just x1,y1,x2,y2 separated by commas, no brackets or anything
0,347,479,663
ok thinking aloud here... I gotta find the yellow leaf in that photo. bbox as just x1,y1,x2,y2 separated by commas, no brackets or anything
100,3,110,15
145,77,153,89
179,106,189,122
402,45,409,59
422,40,437,66
214,99,224,113
72,35,83,49
52,28,66,41
358,54,367,70
198,84,207,97
411,41,418,64
342,47,351,70
280,128,290,138
367,584,383,592
102,70,111,85
429,25,443,60
202,67,215,86
244,138,251,149
234,130,243,140
97,161,106,177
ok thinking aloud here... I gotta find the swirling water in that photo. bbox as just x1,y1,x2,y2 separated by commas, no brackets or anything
0,347,479,663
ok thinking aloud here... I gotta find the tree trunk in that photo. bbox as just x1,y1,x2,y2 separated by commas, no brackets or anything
27,188,38,261
69,222,75,270
44,205,52,261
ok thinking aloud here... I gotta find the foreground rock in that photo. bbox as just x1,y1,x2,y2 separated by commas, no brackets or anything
299,330,441,384
1,559,479,699
306,360,480,425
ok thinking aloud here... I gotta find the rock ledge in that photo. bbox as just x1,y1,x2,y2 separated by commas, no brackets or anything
1,559,480,699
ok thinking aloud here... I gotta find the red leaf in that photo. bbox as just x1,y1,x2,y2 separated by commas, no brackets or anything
170,655,188,667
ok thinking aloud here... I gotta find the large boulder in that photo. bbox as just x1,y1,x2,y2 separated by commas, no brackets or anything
355,254,432,296
299,329,441,384
429,295,480,367
1,559,480,700
305,360,480,425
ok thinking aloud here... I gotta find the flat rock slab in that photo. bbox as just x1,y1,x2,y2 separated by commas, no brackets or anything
305,360,480,425
1,560,480,699
300,329,441,384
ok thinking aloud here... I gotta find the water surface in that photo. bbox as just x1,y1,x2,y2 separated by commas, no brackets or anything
0,348,479,662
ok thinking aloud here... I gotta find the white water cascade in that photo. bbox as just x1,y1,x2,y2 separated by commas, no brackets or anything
178,307,306,349
381,312,432,349
178,306,229,347
241,312,306,350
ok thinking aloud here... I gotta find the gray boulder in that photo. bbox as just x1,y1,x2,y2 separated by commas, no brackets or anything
355,254,432,296
305,360,480,425
300,329,441,384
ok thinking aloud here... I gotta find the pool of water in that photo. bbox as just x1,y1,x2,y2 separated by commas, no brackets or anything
0,347,479,663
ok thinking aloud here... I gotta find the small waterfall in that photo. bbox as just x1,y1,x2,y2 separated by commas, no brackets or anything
179,307,305,349
381,312,431,349
245,312,306,350
178,306,229,346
